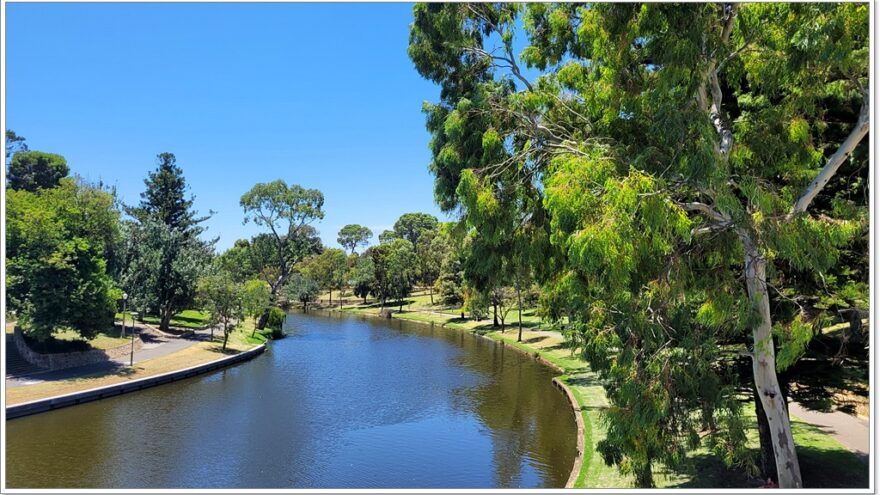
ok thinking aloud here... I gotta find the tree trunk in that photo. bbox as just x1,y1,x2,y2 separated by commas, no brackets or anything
329,289,332,305
222,323,229,351
363,294,367,304
744,237,803,488
303,301,307,312
160,307,173,332
754,387,777,483
429,286,434,305
493,303,498,327
256,307,269,330
517,285,523,343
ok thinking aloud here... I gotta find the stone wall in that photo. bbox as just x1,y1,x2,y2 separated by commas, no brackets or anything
13,327,143,371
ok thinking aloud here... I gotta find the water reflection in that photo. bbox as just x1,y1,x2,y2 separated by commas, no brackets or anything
7,310,576,488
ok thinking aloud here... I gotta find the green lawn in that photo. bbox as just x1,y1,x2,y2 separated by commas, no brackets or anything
116,309,212,329
337,302,868,489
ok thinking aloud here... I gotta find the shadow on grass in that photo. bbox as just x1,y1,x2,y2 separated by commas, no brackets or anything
797,445,869,487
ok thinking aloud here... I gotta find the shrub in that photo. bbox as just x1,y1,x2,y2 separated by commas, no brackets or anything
266,307,286,338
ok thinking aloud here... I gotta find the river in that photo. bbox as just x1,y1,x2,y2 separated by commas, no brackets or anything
6,310,577,488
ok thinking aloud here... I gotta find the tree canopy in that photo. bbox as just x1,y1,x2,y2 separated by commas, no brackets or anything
337,224,373,254
6,178,120,339
409,2,868,488
7,151,69,192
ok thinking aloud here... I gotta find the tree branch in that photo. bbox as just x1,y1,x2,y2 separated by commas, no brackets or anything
788,92,870,219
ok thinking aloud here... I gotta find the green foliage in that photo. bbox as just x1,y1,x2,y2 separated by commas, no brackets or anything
337,224,373,254
284,273,320,309
5,129,28,161
240,180,325,304
349,254,376,303
121,153,213,331
366,238,418,307
266,306,287,337
242,279,272,327
120,218,212,329
6,178,119,339
300,248,348,298
7,151,69,192
392,212,439,245
409,2,868,486
197,271,244,351
129,153,205,231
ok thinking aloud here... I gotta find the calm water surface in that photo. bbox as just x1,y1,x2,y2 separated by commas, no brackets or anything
6,311,577,488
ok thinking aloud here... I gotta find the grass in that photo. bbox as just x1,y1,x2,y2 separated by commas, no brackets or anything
51,328,131,350
336,300,868,489
6,322,267,406
115,309,212,330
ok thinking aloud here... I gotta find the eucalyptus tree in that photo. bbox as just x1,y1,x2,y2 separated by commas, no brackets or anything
367,239,418,310
409,2,868,487
350,254,376,304
337,224,373,254
392,212,439,245
285,273,320,312
240,180,324,327
300,248,348,304
197,270,243,351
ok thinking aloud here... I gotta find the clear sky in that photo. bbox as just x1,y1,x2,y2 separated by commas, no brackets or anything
5,2,449,251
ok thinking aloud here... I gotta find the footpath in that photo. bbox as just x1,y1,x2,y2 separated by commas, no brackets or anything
5,320,261,407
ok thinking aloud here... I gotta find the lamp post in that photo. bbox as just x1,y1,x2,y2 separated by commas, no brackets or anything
122,293,135,367
121,293,127,337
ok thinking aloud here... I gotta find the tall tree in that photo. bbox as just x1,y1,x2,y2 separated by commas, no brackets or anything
337,224,373,254
240,180,324,327
392,212,439,245
241,278,272,335
409,2,868,487
350,254,376,304
366,238,417,310
415,229,447,304
126,153,212,331
197,271,243,351
300,248,349,304
7,151,69,192
5,129,28,164
6,178,120,339
131,152,205,232
285,273,320,311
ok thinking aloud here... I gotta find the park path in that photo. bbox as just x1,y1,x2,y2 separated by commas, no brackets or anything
5,322,221,389
790,402,869,462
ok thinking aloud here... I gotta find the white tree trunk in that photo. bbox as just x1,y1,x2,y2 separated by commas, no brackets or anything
743,236,802,488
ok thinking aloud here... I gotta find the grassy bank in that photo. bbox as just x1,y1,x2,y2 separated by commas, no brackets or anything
115,309,212,330
6,321,268,406
336,295,868,489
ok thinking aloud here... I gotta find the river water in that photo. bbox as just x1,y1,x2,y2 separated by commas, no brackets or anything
6,311,577,488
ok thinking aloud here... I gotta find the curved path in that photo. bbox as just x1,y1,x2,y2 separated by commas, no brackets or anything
5,322,219,388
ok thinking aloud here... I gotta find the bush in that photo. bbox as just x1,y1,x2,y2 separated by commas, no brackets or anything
266,307,286,338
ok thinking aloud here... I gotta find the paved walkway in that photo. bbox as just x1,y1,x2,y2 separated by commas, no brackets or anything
791,401,869,462
5,322,220,389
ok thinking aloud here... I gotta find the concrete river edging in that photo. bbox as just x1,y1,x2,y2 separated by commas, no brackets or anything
6,344,266,419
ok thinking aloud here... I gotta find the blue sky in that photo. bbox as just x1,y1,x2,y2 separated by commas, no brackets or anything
5,2,451,251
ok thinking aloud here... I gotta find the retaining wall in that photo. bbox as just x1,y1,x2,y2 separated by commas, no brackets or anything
13,327,143,371
7,344,266,419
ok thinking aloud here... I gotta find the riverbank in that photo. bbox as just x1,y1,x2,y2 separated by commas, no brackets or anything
332,301,869,489
7,344,265,418
6,320,270,407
